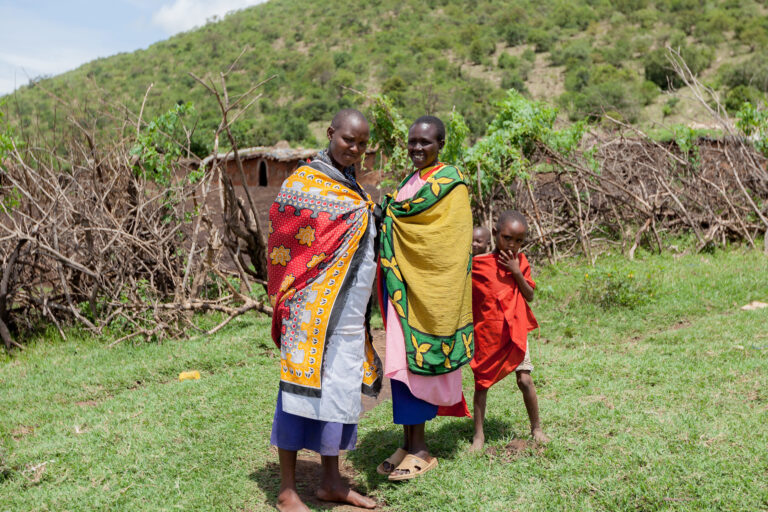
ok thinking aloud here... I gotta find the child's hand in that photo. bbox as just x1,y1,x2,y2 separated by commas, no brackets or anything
498,250,521,275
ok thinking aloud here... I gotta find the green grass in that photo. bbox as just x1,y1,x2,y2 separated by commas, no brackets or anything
2,247,768,511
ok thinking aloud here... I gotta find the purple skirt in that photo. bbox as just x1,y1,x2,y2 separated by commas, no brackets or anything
270,391,358,456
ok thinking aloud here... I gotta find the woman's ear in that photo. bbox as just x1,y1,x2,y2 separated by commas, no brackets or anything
327,126,335,142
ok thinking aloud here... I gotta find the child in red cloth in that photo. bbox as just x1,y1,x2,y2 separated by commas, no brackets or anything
470,210,550,452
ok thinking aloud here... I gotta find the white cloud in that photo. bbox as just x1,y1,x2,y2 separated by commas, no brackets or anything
152,0,267,34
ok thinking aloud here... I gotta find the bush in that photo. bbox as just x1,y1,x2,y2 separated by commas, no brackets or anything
735,17,768,50
662,96,680,117
505,23,529,46
640,80,660,105
565,66,591,92
550,39,593,68
725,85,764,112
497,53,532,80
528,28,559,53
644,45,713,90
522,48,536,63
501,70,528,93
735,102,768,157
552,2,596,30
600,37,632,67
718,54,768,93
629,7,659,28
579,268,653,310
469,37,495,64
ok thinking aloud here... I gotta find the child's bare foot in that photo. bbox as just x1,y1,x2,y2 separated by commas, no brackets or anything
277,488,310,512
469,432,485,453
531,428,550,443
316,485,377,509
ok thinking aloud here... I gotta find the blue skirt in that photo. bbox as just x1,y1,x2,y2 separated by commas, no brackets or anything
391,379,438,425
270,391,358,456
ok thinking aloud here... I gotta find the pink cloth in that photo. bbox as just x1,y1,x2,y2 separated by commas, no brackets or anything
383,171,463,406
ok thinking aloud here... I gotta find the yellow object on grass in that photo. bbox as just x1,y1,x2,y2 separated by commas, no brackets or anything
178,370,200,381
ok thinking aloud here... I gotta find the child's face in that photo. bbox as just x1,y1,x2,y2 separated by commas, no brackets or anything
495,220,527,255
472,228,491,255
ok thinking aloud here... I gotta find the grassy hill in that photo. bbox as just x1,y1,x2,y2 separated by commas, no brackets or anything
4,0,768,152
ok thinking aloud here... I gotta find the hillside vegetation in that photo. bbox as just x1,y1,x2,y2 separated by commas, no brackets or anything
4,0,768,151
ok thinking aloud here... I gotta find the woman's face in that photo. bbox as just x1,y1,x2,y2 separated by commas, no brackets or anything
327,117,369,169
407,122,443,170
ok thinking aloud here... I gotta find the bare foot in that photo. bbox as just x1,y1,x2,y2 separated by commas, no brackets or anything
469,433,485,453
316,485,377,509
532,428,550,444
277,488,310,512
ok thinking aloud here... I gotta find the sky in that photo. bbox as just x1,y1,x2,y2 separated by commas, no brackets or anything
0,0,267,95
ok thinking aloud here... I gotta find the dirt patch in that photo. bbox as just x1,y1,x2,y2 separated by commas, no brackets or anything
255,449,384,511
670,320,692,330
11,425,34,441
579,394,615,410
76,400,100,407
486,439,544,461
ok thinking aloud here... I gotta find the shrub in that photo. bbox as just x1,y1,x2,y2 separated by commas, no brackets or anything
644,45,712,90
564,66,591,92
662,96,680,117
717,54,768,93
579,268,653,310
552,2,596,30
735,17,768,51
505,23,529,46
497,53,532,80
501,70,528,93
630,7,659,28
528,28,559,53
725,85,764,112
561,64,647,123
550,38,593,68
469,37,495,65
332,51,351,69
522,48,536,63
735,101,768,157
600,38,632,67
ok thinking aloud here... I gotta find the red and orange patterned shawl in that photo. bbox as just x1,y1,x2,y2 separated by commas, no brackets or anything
267,161,381,398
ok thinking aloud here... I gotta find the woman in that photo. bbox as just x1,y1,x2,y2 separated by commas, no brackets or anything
377,115,474,481
267,109,380,511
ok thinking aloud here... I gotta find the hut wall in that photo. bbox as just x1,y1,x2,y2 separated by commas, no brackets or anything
268,161,296,186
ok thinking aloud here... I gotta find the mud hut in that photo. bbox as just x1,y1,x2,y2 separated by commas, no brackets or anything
204,142,380,188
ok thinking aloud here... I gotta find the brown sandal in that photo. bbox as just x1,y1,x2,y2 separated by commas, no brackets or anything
387,454,438,481
376,447,408,475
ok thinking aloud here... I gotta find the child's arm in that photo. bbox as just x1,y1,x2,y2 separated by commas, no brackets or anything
498,250,535,302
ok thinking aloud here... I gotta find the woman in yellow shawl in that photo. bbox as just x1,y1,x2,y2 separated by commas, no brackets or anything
377,116,474,480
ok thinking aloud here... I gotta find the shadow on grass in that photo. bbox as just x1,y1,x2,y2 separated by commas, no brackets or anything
250,457,367,510
346,416,514,489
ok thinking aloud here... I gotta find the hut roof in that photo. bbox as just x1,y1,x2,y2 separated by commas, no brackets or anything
203,146,319,166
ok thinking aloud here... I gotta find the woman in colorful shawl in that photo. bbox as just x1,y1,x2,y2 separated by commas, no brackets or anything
267,109,381,512
377,115,474,481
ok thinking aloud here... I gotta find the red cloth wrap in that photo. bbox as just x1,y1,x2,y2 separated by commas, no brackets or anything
470,253,538,390
267,199,360,347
